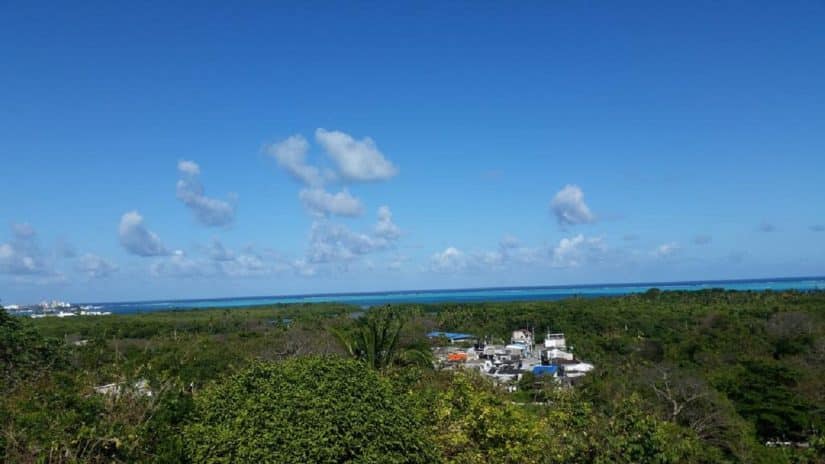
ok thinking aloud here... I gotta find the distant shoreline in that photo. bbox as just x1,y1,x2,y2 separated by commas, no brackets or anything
56,275,824,316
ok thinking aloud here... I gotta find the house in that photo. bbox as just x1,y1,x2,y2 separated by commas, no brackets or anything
563,362,594,378
532,365,559,377
511,329,533,345
544,332,566,349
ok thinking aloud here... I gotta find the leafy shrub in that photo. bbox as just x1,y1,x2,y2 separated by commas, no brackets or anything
184,356,436,463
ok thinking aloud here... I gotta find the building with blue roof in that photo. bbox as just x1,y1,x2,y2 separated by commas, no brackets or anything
531,365,559,377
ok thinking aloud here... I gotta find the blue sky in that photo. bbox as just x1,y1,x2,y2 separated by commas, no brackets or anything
1,1,824,303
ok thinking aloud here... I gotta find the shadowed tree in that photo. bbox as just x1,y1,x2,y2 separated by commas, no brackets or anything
333,305,431,370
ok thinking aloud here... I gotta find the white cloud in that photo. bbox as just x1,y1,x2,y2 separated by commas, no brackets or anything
551,234,606,268
654,242,680,258
387,254,409,271
151,250,217,278
177,159,201,176
176,162,236,227
306,221,382,264
292,258,317,277
430,247,468,272
299,188,364,217
220,252,270,277
118,211,170,257
0,223,50,275
75,254,118,278
315,128,398,182
550,184,595,227
220,244,287,277
266,135,325,186
196,240,292,278
427,234,603,273
302,206,402,267
206,238,235,261
375,206,401,240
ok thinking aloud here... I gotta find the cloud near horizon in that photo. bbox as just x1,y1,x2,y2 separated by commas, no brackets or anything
0,223,50,276
429,234,608,273
655,242,680,258
551,234,606,268
75,253,118,279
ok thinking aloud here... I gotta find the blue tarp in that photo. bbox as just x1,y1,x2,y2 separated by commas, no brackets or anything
426,331,476,341
532,365,559,376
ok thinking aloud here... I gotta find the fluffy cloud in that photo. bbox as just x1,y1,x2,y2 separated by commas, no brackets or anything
266,135,325,186
194,239,290,278
118,211,169,257
430,247,468,272
220,251,275,277
551,234,606,268
304,207,401,265
693,234,712,245
374,206,401,240
177,160,201,176
0,223,49,275
75,254,118,278
654,242,680,258
299,188,364,217
264,129,403,273
315,129,398,182
428,233,606,273
306,222,383,264
177,161,236,227
550,185,595,227
151,250,217,278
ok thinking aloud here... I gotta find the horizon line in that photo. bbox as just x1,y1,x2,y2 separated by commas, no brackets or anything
73,274,825,307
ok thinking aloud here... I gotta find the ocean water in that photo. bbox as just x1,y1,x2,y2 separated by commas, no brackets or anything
84,277,825,315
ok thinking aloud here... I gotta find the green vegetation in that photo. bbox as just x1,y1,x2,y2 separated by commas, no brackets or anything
185,357,435,463
2,290,824,462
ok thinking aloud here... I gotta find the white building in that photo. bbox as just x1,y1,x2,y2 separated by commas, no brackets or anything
544,332,566,349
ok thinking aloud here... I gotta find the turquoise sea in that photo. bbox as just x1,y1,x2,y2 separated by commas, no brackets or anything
85,276,825,315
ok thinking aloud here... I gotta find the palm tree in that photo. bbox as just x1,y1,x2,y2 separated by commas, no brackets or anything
333,305,431,370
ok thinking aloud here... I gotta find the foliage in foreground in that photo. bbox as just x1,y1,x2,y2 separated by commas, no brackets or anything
184,356,436,464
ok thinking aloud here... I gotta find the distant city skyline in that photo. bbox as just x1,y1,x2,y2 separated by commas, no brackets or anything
2,1,824,303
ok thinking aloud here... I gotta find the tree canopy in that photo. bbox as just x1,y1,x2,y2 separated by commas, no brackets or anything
184,356,437,463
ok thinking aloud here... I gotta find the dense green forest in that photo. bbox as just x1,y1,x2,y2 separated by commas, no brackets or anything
2,290,824,463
